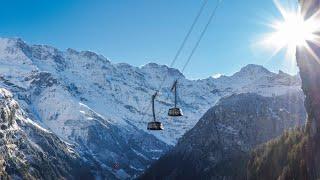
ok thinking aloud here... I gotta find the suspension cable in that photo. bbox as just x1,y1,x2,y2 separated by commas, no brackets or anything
168,0,223,110
157,0,210,91
182,0,223,73
140,0,209,122
141,0,224,124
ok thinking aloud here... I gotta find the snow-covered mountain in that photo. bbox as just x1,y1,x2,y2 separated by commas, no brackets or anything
0,37,302,178
0,88,102,179
141,93,306,179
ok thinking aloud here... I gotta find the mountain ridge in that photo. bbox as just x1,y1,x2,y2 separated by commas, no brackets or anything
0,37,297,81
0,37,303,178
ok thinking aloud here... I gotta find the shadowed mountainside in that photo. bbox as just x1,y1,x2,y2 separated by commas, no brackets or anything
140,93,306,179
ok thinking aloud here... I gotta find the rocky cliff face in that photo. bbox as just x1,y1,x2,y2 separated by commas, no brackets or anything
297,0,320,135
0,88,100,179
141,93,306,179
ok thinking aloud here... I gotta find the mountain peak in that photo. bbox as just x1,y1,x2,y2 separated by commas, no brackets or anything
0,37,27,49
241,64,270,73
142,62,165,69
233,64,273,77
0,37,24,44
141,63,185,78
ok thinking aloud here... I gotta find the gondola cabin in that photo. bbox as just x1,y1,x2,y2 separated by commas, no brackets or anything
168,107,183,116
147,92,164,131
147,121,164,130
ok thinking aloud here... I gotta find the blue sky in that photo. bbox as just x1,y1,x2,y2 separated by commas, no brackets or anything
0,0,299,79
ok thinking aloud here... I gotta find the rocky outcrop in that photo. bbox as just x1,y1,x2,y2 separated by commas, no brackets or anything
0,88,97,179
297,0,320,135
140,93,306,179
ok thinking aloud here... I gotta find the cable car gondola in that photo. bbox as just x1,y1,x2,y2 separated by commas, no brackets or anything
168,80,183,117
147,92,164,130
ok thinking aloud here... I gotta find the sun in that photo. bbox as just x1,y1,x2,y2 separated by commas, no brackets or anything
261,0,319,60
274,12,313,47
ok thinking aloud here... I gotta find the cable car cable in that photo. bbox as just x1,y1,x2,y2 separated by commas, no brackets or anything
142,0,210,126
181,0,223,73
145,0,224,130
157,0,210,91
167,0,223,117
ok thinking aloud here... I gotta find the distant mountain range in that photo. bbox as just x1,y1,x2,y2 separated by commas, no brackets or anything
0,37,304,178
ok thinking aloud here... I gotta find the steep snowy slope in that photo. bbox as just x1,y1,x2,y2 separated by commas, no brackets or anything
141,93,306,179
0,38,171,178
0,37,303,177
0,38,302,144
0,88,102,179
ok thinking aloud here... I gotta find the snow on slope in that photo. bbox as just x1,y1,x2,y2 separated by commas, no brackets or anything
0,38,172,177
0,38,302,144
0,37,302,177
0,88,101,179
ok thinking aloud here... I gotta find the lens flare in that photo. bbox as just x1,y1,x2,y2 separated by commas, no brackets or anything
261,0,320,61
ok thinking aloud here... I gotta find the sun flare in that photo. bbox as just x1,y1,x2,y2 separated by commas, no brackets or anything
261,0,320,60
